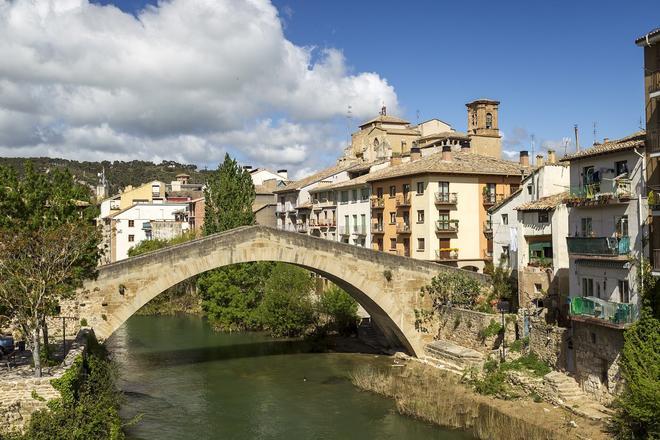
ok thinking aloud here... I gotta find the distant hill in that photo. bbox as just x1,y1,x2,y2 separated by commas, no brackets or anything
0,157,211,196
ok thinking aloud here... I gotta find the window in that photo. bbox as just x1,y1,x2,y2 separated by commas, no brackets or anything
128,220,135,227
352,214,358,231
128,235,135,243
390,238,397,250
538,211,549,223
340,191,349,203
416,181,425,195
618,280,630,303
389,186,396,197
527,185,532,195
582,278,594,297
580,218,593,237
417,238,425,251
502,214,508,225
376,187,383,198
402,183,410,196
615,160,628,176
615,215,629,237
485,112,493,129
471,112,476,127
534,283,542,294
438,211,450,223
389,212,396,224
417,210,425,223
402,211,410,225
361,214,366,229
583,166,596,185
352,189,358,202
361,188,370,201
438,181,449,194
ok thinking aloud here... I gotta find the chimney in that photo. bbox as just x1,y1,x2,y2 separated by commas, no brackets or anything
536,154,544,167
603,137,610,143
441,145,452,161
547,149,556,164
519,150,529,167
411,147,421,162
277,169,288,180
390,154,402,166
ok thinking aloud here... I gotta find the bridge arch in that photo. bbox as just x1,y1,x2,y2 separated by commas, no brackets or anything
77,226,487,356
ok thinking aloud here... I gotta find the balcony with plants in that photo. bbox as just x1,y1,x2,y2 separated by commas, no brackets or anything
370,197,385,209
569,296,638,328
371,222,384,234
396,193,411,207
482,190,505,206
566,178,634,207
396,222,411,234
435,248,459,261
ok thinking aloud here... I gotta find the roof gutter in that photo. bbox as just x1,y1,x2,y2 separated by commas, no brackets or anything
636,30,660,47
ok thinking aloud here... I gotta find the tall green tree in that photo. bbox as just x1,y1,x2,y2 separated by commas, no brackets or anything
0,163,100,377
611,261,660,439
259,263,316,337
203,153,255,235
318,285,359,336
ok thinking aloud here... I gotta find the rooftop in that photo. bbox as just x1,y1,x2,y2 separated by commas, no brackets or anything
635,28,660,46
359,114,410,128
418,131,469,143
309,173,371,193
561,131,645,161
365,151,528,182
273,162,358,193
517,191,569,211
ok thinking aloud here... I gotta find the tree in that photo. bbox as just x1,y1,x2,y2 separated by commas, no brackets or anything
0,163,100,377
203,153,255,235
318,285,359,335
198,262,273,331
420,270,484,309
259,263,316,337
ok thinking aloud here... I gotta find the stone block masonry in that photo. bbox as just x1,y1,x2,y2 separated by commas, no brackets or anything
0,329,91,433
435,306,516,354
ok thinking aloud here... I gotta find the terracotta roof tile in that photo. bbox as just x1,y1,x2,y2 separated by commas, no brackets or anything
516,192,569,211
365,151,529,182
561,131,645,161
359,114,410,127
273,162,358,193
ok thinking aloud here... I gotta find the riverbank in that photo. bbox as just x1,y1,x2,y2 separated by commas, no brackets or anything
350,358,611,440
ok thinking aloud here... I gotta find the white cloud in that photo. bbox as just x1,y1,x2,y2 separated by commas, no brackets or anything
0,0,398,172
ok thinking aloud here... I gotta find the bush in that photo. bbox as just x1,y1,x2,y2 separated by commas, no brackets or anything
318,285,359,336
258,263,316,337
509,337,528,353
420,270,483,309
478,319,503,340
500,353,551,378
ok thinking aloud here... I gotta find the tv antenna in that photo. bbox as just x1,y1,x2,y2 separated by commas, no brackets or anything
593,121,598,144
530,134,536,166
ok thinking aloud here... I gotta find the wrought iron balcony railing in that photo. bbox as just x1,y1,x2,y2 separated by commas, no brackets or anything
435,249,459,260
434,192,457,205
435,219,458,233
396,194,411,207
396,222,411,233
371,223,384,233
370,197,385,208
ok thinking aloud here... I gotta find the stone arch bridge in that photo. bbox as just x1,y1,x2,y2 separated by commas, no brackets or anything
77,226,487,356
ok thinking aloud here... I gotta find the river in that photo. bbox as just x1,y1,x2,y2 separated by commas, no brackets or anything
107,315,472,440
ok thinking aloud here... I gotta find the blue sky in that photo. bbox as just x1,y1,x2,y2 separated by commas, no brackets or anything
2,0,657,172
98,0,656,157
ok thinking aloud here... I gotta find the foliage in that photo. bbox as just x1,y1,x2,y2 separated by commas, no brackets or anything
203,153,255,235
420,270,483,309
8,338,125,440
490,259,515,302
610,311,660,439
478,319,503,340
318,285,359,336
468,353,550,399
0,157,208,196
258,263,316,337
500,353,551,377
198,262,274,332
509,337,529,353
127,230,197,257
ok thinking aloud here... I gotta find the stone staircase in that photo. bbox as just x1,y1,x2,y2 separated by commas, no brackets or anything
423,340,484,374
544,371,613,420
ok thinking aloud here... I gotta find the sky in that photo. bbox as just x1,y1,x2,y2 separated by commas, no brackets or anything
0,0,657,178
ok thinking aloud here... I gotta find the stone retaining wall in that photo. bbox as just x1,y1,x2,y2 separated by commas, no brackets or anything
525,315,569,370
435,306,516,354
0,329,91,433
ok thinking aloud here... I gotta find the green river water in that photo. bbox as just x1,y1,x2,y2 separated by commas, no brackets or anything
107,315,472,440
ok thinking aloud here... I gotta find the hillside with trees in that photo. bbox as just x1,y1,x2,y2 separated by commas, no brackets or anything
0,157,211,195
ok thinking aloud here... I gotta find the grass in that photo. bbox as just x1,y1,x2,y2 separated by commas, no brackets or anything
468,353,551,398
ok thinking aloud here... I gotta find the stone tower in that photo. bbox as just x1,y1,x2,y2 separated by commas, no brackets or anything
466,99,502,158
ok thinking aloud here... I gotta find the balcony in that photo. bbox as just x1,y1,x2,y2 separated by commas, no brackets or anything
312,198,336,209
371,223,385,234
371,197,385,209
567,180,633,207
285,202,296,213
339,225,350,236
528,256,552,268
276,203,286,214
434,192,457,206
318,219,336,228
396,222,411,234
435,249,459,261
569,296,638,328
648,130,660,157
296,223,308,233
566,236,630,258
483,193,505,206
649,70,660,98
353,224,367,236
435,219,459,233
483,220,493,235
396,194,411,207
309,219,320,229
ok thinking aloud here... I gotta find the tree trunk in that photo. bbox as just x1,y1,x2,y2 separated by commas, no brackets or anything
41,318,50,361
32,327,42,378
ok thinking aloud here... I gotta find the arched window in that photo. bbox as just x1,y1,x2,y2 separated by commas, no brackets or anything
471,112,477,127
373,138,379,147
486,113,493,129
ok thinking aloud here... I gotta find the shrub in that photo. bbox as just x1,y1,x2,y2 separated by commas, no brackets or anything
318,285,359,336
420,270,483,309
478,319,503,340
